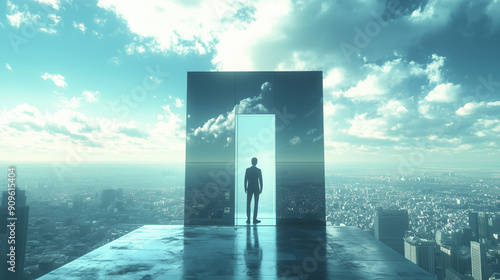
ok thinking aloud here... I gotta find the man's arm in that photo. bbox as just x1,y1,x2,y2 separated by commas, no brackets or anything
259,169,263,194
244,169,248,193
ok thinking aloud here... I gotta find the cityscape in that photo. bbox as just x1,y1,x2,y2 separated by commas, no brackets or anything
1,163,499,279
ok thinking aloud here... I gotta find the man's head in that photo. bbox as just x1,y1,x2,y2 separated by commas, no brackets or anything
251,157,258,166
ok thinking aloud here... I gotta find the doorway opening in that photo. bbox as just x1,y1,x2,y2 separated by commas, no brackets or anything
235,114,276,225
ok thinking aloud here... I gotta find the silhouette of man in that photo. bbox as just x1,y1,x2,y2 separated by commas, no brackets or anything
245,157,263,224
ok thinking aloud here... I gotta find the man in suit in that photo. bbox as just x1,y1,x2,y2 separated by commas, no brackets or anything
245,157,263,224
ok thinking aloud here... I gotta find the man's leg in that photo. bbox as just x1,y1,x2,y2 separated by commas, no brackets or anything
247,191,252,223
253,192,260,222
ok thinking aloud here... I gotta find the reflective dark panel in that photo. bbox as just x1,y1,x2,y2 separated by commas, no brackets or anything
186,72,236,163
276,71,324,163
276,162,325,223
185,162,234,225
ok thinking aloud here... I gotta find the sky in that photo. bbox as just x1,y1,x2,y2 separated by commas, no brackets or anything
1,0,500,170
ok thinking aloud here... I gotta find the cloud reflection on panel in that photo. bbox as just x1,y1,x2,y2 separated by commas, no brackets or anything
187,81,274,162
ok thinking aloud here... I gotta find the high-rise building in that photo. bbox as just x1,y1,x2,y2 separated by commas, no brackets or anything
488,215,500,243
478,212,489,243
445,268,474,280
441,245,459,272
100,189,116,209
459,228,473,247
471,241,487,280
375,208,408,255
0,187,30,280
470,212,479,242
404,237,436,275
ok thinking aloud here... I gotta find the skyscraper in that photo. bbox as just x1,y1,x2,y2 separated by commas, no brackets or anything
471,241,487,280
478,212,489,243
404,237,436,275
470,212,479,242
0,187,29,280
441,245,459,272
374,208,408,255
100,188,116,209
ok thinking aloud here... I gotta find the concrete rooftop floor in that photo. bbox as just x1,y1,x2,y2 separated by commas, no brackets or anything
39,225,435,280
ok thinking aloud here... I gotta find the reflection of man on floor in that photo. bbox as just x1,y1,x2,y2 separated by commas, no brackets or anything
245,157,263,224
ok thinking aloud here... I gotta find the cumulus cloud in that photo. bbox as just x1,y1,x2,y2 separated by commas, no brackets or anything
0,103,184,162
72,21,86,33
42,73,67,88
83,90,101,103
96,0,257,55
35,0,61,10
456,101,500,116
425,83,461,103
6,1,60,33
347,113,399,141
58,96,82,109
6,1,40,28
377,100,409,117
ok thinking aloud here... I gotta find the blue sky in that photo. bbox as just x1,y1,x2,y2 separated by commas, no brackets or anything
1,0,500,169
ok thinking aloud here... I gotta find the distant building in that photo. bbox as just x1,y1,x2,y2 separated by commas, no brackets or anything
441,245,459,272
459,228,473,247
488,215,500,243
489,273,500,280
471,241,487,280
445,267,474,280
470,212,479,242
404,237,436,275
100,189,116,209
478,212,489,243
374,208,408,255
0,187,29,280
437,230,449,246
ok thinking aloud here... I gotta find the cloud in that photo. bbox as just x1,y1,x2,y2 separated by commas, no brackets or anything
72,21,86,33
175,98,184,108
83,91,101,103
6,1,60,33
6,63,12,71
118,126,149,139
456,101,500,116
347,113,399,141
58,91,101,109
425,83,461,103
42,73,67,88
377,100,409,117
343,74,386,101
486,0,500,30
96,0,257,55
109,56,121,65
58,96,82,109
0,103,185,162
35,0,61,10
6,1,40,28
289,136,302,145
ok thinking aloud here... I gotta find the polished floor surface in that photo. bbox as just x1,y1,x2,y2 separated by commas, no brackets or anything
39,225,435,279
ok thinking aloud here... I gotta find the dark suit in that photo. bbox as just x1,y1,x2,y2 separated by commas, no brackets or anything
245,166,263,220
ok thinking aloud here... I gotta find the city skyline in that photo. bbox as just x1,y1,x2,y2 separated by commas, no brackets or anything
1,0,500,168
